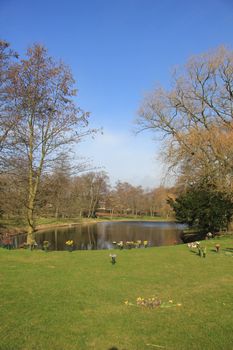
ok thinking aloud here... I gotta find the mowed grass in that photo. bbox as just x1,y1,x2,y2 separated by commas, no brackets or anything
0,237,233,350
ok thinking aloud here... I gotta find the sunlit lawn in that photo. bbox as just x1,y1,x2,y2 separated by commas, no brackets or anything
0,236,233,350
0,217,82,231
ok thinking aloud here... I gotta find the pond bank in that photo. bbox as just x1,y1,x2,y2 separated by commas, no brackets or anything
0,216,175,236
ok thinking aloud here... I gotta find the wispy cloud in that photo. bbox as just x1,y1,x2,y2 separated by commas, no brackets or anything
76,129,164,188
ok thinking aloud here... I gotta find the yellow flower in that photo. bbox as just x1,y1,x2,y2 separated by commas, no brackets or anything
177,303,182,307
169,300,173,303
66,240,74,246
124,300,129,305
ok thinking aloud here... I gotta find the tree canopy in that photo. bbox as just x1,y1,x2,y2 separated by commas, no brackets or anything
137,46,233,231
0,42,95,241
137,46,233,193
168,183,233,233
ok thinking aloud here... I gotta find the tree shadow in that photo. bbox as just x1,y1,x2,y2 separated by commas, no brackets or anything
181,231,205,243
189,249,199,255
210,249,218,253
224,247,233,252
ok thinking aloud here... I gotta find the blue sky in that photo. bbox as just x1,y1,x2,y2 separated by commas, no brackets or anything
1,0,233,187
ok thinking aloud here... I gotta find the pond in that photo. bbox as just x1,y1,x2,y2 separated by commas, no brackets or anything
21,221,184,251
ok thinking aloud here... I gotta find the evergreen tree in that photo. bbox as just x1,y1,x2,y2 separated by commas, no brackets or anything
168,184,233,233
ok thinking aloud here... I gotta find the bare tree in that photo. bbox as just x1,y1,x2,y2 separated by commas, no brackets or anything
0,40,18,168
137,46,233,192
6,44,95,242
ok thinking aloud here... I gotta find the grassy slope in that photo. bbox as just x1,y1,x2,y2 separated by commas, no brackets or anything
0,237,233,350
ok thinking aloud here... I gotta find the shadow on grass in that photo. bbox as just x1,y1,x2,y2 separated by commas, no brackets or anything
223,248,233,256
210,249,219,253
224,247,233,252
189,249,199,254
181,231,205,243
108,347,119,350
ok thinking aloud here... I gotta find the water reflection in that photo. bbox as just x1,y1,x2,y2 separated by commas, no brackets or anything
32,221,183,251
12,221,184,250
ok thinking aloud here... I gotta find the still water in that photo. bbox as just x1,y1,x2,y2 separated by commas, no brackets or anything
32,221,184,251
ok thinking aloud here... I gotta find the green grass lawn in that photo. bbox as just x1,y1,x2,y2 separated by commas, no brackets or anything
94,215,174,222
0,217,83,232
0,237,233,350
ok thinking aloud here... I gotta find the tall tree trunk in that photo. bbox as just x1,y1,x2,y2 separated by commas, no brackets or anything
27,118,36,244
55,206,59,219
27,193,36,244
26,121,45,243
27,174,41,244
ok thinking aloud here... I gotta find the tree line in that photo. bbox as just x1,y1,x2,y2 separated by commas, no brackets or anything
0,163,175,221
1,40,233,239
